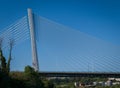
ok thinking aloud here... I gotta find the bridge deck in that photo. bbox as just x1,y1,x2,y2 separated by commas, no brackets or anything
39,72,120,77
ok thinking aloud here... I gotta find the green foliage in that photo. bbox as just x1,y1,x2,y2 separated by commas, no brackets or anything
0,55,55,88
24,65,36,78
0,38,56,88
0,47,13,75
43,80,55,88
0,50,7,73
24,65,44,88
95,85,120,88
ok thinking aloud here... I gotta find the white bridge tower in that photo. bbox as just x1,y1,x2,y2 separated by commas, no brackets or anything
27,8,39,71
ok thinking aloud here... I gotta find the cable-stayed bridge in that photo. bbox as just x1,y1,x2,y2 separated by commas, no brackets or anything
0,9,120,77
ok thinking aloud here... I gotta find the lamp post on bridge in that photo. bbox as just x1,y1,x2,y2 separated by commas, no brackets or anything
27,8,39,71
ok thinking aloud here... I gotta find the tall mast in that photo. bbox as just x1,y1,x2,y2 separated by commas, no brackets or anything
27,8,39,71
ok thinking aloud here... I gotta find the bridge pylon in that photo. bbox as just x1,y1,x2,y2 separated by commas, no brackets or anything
27,8,39,71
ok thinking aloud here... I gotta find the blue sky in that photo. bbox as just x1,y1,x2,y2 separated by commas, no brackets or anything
0,0,120,72
0,0,120,45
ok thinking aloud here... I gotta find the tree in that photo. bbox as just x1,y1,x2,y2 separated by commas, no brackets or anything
0,51,7,73
0,38,7,74
24,65,36,79
6,39,14,73
0,38,3,71
0,38,14,74
24,65,44,88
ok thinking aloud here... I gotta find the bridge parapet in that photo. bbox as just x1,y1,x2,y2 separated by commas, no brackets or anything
39,72,120,78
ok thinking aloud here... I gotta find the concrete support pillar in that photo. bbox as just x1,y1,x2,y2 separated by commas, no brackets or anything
28,8,39,71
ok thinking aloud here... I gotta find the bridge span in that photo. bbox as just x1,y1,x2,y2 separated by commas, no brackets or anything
39,72,120,78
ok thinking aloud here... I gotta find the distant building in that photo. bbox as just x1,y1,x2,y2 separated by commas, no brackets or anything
115,78,120,81
74,82,79,87
106,80,112,86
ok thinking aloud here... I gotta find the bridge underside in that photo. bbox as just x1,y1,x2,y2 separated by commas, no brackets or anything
39,72,120,78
